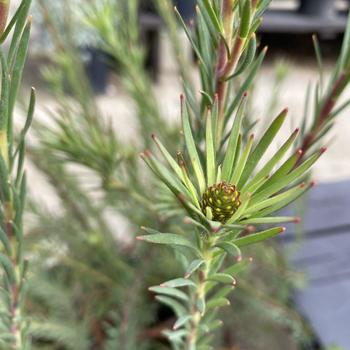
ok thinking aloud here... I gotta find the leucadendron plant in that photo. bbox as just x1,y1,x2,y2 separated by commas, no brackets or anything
138,1,325,349
0,0,34,349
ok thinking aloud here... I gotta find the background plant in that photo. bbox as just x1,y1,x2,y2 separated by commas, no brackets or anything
0,0,34,348
15,0,350,349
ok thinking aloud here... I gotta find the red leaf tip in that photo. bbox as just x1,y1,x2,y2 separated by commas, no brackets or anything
321,147,327,153
136,236,144,241
294,217,301,224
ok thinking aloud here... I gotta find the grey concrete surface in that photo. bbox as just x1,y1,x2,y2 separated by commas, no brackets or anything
281,180,350,349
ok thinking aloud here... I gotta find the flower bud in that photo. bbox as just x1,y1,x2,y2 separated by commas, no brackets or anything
201,182,241,223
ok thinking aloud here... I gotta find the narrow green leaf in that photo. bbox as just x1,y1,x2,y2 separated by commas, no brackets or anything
258,182,313,217
312,35,324,90
252,149,324,205
141,151,193,204
206,107,216,186
185,259,205,278
0,155,10,201
206,319,223,332
197,296,206,315
184,216,210,233
138,228,199,254
207,273,235,284
16,87,35,147
156,296,187,318
221,93,247,181
240,216,298,225
225,47,267,124
206,297,230,310
201,0,224,34
7,0,31,62
240,0,251,38
214,241,241,258
230,133,254,185
0,227,11,256
149,286,189,302
339,11,350,70
196,0,219,47
8,17,31,145
229,34,257,79
0,48,9,131
161,278,196,288
0,0,27,43
164,329,187,341
253,149,302,197
0,253,15,283
152,134,184,181
177,152,201,208
173,315,192,330
200,90,213,105
174,7,210,77
223,257,252,275
233,227,284,247
238,108,288,187
246,183,307,215
243,127,299,192
181,97,206,194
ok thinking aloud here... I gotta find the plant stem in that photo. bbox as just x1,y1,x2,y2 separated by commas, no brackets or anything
185,237,215,349
4,201,23,349
215,0,250,143
299,66,350,161
1,120,23,348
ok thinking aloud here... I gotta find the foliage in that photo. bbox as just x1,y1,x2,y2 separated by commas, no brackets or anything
138,2,326,349
13,0,350,349
0,0,34,348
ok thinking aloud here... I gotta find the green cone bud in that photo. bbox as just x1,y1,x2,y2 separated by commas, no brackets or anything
201,182,241,223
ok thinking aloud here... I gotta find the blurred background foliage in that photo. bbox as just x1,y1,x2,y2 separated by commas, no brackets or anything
15,0,344,349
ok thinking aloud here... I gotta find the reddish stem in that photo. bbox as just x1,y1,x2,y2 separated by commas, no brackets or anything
299,68,350,160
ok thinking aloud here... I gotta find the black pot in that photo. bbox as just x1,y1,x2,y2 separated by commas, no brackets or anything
140,0,196,21
81,47,110,94
299,0,336,18
173,0,196,21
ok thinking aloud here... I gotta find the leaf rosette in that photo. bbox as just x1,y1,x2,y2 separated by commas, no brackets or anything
141,95,323,240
